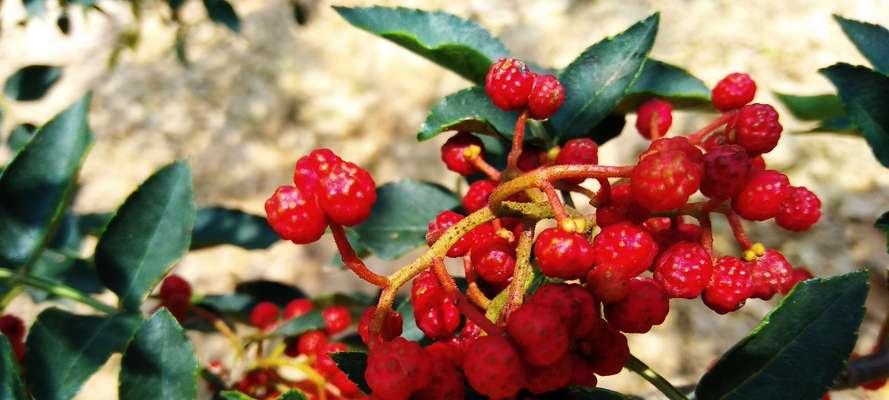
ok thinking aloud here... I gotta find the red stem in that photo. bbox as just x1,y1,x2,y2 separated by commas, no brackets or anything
470,156,502,181
506,110,529,172
700,213,714,257
431,258,458,294
724,211,753,250
454,292,503,336
687,111,738,144
329,224,389,288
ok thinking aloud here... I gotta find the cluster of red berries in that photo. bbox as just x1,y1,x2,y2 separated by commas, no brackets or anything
266,149,377,244
484,58,565,119
0,314,25,362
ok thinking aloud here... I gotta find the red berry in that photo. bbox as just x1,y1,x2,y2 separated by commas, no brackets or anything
322,305,352,335
592,222,658,276
159,274,192,305
485,58,535,111
296,330,328,355
365,337,432,400
525,353,573,394
635,98,673,139
604,277,669,333
639,136,704,163
702,256,754,314
712,72,757,111
595,183,650,227
569,354,598,387
701,144,752,199
527,284,601,337
440,132,484,176
411,271,460,340
283,299,313,320
507,302,570,367
412,355,465,400
555,138,599,185
631,149,703,212
471,239,516,284
528,74,565,119
265,185,327,244
0,315,25,342
750,155,767,170
750,249,794,299
789,267,814,288
462,335,526,399
654,242,713,299
578,323,629,376
424,340,464,370
462,179,496,213
317,161,377,226
250,302,280,330
358,306,403,345
426,211,470,258
534,227,595,280
455,222,498,258
775,186,821,231
586,263,632,304
293,148,343,193
729,103,782,155
517,146,543,172
731,170,790,221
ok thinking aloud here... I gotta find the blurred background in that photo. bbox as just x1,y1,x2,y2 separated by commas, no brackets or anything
2,0,889,398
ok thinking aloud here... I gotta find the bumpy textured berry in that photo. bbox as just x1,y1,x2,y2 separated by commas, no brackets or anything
528,284,601,337
586,263,632,303
322,305,352,335
357,306,403,345
775,186,821,231
470,239,516,284
632,149,704,212
507,302,570,366
711,72,757,111
604,277,669,333
750,249,794,299
534,227,595,280
426,210,473,258
294,330,327,356
569,354,598,387
592,222,658,276
462,335,526,399
731,169,790,221
527,74,565,119
578,323,629,376
789,267,814,288
250,302,280,330
555,138,599,185
702,256,754,314
701,144,752,199
440,132,484,176
525,354,573,394
365,337,432,400
293,148,343,193
411,271,460,340
462,179,496,213
595,183,649,227
654,241,713,299
517,145,543,172
283,298,313,320
635,98,673,139
412,355,466,400
485,58,535,111
265,185,327,244
639,136,704,163
318,160,377,226
729,103,782,155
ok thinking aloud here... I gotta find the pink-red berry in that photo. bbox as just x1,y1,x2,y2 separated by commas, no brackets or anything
507,302,571,367
701,144,752,199
485,58,535,111
411,271,460,340
729,103,782,155
604,277,669,333
358,306,403,345
712,72,757,111
578,323,629,376
317,160,377,226
654,241,713,299
527,74,565,119
470,239,516,284
365,337,432,400
440,132,484,176
732,169,791,221
702,256,754,314
462,335,526,398
293,148,343,193
775,186,821,231
322,305,352,335
750,249,794,299
592,222,658,276
555,138,599,185
534,227,595,280
631,149,703,212
528,283,601,337
283,298,313,320
635,98,673,139
586,263,633,304
250,302,280,330
265,185,327,244
462,179,496,213
525,354,573,394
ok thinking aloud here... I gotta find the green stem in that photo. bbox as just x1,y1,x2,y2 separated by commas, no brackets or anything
0,267,117,314
626,354,689,400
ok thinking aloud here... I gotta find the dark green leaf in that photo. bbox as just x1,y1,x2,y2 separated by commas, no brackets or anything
0,94,93,270
417,87,520,141
810,115,857,134
821,63,889,168
278,391,308,400
620,58,710,111
549,14,658,140
25,309,142,400
46,211,81,253
334,6,509,84
119,309,198,399
235,280,306,307
312,292,376,309
202,0,240,33
7,124,37,153
271,310,325,337
197,293,256,317
353,180,459,260
774,93,846,121
220,391,256,400
0,335,27,400
396,296,423,341
4,65,62,101
76,212,113,236
540,387,629,399
696,271,868,400
584,113,626,145
876,211,889,252
331,352,370,393
191,206,279,250
29,250,103,302
834,15,889,74
95,161,195,311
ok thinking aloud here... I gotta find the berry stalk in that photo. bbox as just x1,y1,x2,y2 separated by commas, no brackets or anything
330,223,390,288
724,211,754,250
686,110,738,144
626,354,690,400
505,229,534,318
505,110,529,173
0,267,117,314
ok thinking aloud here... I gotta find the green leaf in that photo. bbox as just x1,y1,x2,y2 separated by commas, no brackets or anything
3,65,62,101
334,6,509,84
271,310,325,337
202,0,240,33
197,293,256,317
541,387,629,399
7,124,37,153
353,180,459,260
119,309,198,399
330,352,370,393
95,161,195,311
278,391,308,400
417,87,520,141
0,335,27,400
876,211,889,252
191,206,278,250
620,58,710,111
774,93,846,121
29,250,103,302
25,309,142,400
810,115,857,134
235,280,307,307
0,94,93,270
395,296,424,341
585,113,627,145
696,271,868,400
821,63,889,168
834,15,889,74
220,391,256,400
549,14,659,140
